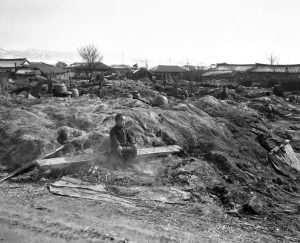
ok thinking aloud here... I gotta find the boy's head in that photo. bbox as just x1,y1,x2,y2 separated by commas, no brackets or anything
57,127,68,145
115,114,125,127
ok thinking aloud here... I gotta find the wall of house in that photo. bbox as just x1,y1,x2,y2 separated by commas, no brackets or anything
154,72,184,81
183,70,205,82
202,72,300,90
0,72,9,93
56,72,74,80
201,76,239,87
249,73,300,90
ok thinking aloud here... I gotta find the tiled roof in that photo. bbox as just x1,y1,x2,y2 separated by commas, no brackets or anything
110,64,132,69
203,63,300,77
182,65,210,71
0,58,30,68
216,63,255,72
202,70,235,77
29,62,67,74
252,63,300,73
69,62,111,71
150,65,186,73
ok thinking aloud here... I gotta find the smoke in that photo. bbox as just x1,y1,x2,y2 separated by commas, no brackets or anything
132,157,164,176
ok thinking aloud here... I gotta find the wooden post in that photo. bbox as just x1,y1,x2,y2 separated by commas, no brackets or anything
0,76,3,94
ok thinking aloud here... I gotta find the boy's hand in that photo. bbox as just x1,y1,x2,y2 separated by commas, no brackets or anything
132,144,137,151
117,145,122,154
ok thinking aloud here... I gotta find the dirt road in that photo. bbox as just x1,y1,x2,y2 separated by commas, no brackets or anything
0,180,283,243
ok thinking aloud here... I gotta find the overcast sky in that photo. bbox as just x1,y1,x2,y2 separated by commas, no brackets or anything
0,0,300,66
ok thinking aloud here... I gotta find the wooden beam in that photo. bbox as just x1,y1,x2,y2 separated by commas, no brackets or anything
137,145,181,159
37,145,181,169
0,144,67,183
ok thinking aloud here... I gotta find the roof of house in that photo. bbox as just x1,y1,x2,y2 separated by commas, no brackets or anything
215,63,256,72
150,65,186,73
15,69,36,75
203,63,300,77
69,62,111,71
202,70,236,77
182,65,210,71
29,62,67,74
252,63,300,73
133,67,153,74
110,64,132,69
0,58,30,68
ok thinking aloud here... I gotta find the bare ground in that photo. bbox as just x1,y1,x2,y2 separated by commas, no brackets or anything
0,178,289,243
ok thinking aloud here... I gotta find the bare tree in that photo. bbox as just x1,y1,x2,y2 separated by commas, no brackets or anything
267,53,278,65
78,44,103,82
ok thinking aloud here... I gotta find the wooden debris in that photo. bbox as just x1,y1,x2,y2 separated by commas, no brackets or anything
49,177,136,208
137,145,181,159
269,143,300,172
49,176,191,206
0,160,37,183
0,145,67,183
37,145,181,169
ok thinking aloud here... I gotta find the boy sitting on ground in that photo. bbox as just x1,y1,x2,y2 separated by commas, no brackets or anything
110,114,137,163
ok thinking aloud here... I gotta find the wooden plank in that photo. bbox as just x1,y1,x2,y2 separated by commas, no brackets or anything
37,145,182,169
137,145,181,159
37,152,108,169
0,160,36,183
0,145,67,183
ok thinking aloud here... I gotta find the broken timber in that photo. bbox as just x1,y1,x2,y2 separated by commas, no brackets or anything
37,145,182,169
0,144,67,183
49,176,191,206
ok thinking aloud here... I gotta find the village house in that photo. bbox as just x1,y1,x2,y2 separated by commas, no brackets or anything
132,67,153,80
182,65,209,81
28,62,70,80
202,63,255,86
0,58,31,92
250,64,300,90
68,62,111,80
0,58,30,78
150,65,186,81
202,63,300,90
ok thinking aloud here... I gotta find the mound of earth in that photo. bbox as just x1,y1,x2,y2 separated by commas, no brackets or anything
1,83,300,241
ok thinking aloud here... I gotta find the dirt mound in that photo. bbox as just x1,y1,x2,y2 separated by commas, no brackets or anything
1,85,300,240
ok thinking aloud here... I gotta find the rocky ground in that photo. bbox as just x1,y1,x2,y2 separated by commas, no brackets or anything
0,81,300,242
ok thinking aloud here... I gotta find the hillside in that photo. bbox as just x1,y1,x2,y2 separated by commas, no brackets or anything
0,48,79,64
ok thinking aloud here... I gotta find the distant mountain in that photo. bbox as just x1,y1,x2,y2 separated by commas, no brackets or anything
0,48,80,65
